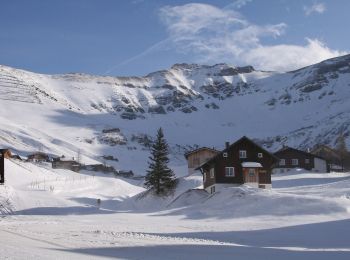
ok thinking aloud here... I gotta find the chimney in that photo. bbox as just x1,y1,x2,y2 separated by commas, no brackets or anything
225,142,230,149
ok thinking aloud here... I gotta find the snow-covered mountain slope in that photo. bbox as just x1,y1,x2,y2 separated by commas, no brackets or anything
0,55,350,175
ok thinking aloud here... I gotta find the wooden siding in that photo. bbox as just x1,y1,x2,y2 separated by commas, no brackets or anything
274,148,315,171
187,149,218,169
202,137,276,189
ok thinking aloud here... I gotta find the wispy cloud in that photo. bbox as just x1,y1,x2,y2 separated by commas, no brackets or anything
304,2,326,16
103,39,170,75
228,0,253,9
159,3,345,71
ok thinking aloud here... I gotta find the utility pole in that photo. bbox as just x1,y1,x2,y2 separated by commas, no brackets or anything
0,151,4,184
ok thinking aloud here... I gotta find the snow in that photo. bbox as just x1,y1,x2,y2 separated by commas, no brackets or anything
242,162,263,168
1,160,350,259
1,56,350,177
1,56,350,259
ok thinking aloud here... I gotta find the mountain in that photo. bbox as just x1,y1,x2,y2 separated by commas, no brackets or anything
0,55,349,175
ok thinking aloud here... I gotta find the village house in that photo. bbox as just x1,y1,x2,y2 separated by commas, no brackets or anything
196,136,278,194
184,147,219,175
52,156,81,172
311,144,343,172
0,149,12,184
273,146,329,173
26,152,50,163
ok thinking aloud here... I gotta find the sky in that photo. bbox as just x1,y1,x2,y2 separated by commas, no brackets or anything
0,0,349,76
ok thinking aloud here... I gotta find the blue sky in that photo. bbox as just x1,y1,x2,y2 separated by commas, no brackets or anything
0,0,349,76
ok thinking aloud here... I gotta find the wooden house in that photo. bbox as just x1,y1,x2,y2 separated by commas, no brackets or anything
0,149,12,159
27,152,50,163
273,146,329,173
184,147,219,175
0,149,11,184
52,157,81,172
196,136,278,194
311,145,342,171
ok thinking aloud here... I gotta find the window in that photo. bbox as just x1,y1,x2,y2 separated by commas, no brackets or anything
258,153,263,158
203,172,206,182
292,159,299,166
305,159,310,164
239,150,247,158
223,152,228,158
249,168,255,176
225,167,235,177
279,159,285,166
210,168,215,178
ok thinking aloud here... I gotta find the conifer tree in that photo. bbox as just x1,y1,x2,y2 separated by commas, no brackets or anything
145,128,177,195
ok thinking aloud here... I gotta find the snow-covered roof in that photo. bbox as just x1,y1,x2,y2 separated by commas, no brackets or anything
241,162,262,168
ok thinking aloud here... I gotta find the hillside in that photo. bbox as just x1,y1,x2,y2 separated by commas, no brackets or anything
1,55,350,175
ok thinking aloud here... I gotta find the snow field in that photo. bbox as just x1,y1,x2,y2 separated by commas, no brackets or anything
1,161,350,259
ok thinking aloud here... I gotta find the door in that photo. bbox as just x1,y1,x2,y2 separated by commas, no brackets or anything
244,168,258,183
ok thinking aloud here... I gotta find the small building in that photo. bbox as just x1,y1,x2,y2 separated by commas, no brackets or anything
0,149,12,159
196,136,278,194
52,157,81,172
27,152,50,163
311,145,342,172
0,149,11,184
185,147,219,175
273,146,329,173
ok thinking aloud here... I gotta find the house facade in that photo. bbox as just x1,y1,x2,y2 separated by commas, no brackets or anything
27,152,50,163
52,157,81,172
273,146,329,173
196,136,278,194
185,147,218,175
311,145,342,172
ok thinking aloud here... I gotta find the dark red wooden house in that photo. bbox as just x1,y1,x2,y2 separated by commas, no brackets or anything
273,146,329,173
196,136,278,194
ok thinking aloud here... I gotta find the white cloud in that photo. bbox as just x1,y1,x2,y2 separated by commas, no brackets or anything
244,39,346,71
304,2,326,16
228,0,253,9
159,3,345,71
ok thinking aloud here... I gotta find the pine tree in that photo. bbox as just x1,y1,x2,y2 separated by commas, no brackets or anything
145,128,177,195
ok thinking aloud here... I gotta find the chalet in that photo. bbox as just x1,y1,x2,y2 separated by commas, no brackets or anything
273,146,329,173
0,149,11,184
0,149,12,159
52,156,81,172
27,152,50,163
311,145,342,172
196,136,278,194
184,147,219,175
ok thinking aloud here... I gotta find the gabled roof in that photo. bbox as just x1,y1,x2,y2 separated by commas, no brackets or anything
311,144,340,159
275,146,326,160
196,136,279,170
184,147,219,159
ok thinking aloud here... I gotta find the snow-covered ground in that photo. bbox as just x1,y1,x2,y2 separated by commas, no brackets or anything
1,159,350,259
